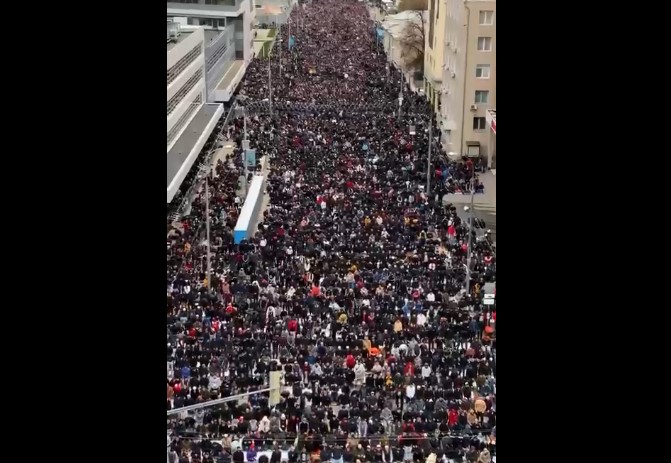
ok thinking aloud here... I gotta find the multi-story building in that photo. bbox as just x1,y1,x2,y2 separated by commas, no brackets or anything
167,0,256,102
440,0,495,164
424,0,446,113
167,23,224,203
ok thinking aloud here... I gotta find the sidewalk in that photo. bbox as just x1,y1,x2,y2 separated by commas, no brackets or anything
212,141,237,178
444,171,496,207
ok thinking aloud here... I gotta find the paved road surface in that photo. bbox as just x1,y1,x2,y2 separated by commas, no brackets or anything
446,171,496,239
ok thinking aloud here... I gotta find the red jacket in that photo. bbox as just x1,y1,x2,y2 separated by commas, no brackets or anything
448,409,458,425
404,362,414,377
346,354,355,369
288,319,298,332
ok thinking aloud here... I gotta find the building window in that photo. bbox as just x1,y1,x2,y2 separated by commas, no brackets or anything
474,90,489,104
167,44,202,85
477,37,492,51
475,64,490,79
167,68,203,116
479,11,494,25
473,117,486,131
167,94,203,147
206,40,230,72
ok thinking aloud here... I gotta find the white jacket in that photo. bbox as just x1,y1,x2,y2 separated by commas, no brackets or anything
258,416,270,433
354,363,366,382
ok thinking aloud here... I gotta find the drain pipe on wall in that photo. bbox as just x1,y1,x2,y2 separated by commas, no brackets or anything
459,2,471,156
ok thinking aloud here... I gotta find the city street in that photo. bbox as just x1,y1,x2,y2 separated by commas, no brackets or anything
447,170,496,239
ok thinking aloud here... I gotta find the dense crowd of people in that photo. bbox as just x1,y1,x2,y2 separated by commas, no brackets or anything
167,2,496,463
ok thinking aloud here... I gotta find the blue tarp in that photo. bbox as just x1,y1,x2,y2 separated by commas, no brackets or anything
288,35,296,50
376,28,385,41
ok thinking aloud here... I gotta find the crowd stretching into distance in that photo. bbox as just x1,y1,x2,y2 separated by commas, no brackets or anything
167,2,496,463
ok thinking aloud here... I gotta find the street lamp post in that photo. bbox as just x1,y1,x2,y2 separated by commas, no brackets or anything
464,167,476,294
197,165,213,295
398,93,403,121
426,112,433,192
242,105,249,197
268,56,273,116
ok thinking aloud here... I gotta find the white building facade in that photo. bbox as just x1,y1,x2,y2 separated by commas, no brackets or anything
167,24,224,203
167,25,208,150
440,0,496,162
167,0,256,102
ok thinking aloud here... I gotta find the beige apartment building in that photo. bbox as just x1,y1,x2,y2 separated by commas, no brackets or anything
440,0,496,164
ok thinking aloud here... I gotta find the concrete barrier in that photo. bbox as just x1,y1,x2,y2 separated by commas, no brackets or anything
234,175,265,244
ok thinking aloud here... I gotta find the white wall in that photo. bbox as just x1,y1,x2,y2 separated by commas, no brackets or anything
167,58,203,102
167,28,207,145
167,27,205,69
167,80,205,134
242,9,254,61
167,104,225,203
167,0,251,19
212,61,248,101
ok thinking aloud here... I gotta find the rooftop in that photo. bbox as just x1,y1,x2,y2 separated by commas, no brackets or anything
167,103,224,202
167,30,194,51
205,29,223,43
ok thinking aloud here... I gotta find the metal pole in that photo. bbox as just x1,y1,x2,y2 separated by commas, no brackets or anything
397,75,403,121
459,4,471,156
426,113,433,192
268,57,273,116
205,176,212,294
279,29,282,72
167,387,273,416
242,106,248,197
465,167,475,294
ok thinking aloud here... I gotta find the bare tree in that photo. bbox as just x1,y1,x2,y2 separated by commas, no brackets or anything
397,0,426,70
